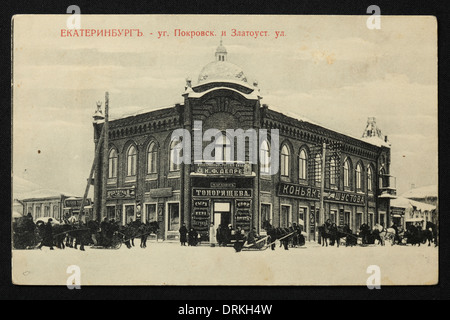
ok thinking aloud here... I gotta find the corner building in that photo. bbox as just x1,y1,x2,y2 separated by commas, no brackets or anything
92,43,396,241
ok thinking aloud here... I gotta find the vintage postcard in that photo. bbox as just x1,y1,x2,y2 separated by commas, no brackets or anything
12,14,438,286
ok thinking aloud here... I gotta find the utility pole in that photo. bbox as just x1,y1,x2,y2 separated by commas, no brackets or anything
319,142,326,226
101,92,109,222
79,125,105,220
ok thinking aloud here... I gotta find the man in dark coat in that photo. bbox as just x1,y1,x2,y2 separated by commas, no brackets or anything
179,223,188,246
38,219,54,250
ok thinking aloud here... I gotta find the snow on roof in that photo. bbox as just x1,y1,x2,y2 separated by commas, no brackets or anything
359,136,392,148
20,188,77,201
401,185,437,199
267,105,390,148
391,196,436,212
110,103,183,121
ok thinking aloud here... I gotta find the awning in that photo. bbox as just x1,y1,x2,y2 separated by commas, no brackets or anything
405,217,424,222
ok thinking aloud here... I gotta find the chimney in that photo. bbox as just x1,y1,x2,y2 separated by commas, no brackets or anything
384,135,388,142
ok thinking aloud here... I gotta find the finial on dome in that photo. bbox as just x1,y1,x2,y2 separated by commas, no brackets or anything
215,39,227,62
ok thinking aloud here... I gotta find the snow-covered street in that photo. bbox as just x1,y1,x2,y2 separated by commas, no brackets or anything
12,240,438,286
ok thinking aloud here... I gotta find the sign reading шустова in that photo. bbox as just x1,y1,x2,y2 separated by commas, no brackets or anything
278,182,366,205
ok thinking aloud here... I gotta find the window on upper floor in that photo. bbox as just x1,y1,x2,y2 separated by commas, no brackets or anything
344,159,351,188
108,149,118,178
281,145,290,177
299,149,307,180
147,142,158,174
127,145,137,176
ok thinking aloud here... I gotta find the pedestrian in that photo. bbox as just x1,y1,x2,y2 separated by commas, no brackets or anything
38,218,54,250
209,222,216,247
179,223,188,246
188,228,198,246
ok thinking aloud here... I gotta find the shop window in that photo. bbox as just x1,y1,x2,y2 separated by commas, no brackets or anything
125,205,135,224
298,207,306,231
260,140,271,174
344,211,351,226
281,145,290,177
168,202,180,231
147,142,158,174
369,213,374,228
146,204,157,223
107,206,116,221
280,205,291,228
261,203,272,230
299,149,307,180
127,145,137,176
330,210,337,224
108,149,118,178
356,212,363,229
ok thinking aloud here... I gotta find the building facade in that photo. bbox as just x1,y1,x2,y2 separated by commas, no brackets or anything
92,43,396,241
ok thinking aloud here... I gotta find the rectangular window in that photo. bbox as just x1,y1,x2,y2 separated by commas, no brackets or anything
35,206,41,219
261,203,272,230
356,212,363,229
44,206,50,217
168,203,180,232
299,157,307,180
344,211,351,226
330,210,337,224
280,205,291,228
125,205,135,224
107,206,116,221
298,207,306,231
146,204,157,223
369,213,374,228
52,205,59,219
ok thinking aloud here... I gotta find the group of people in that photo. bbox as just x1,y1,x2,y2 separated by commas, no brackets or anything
178,223,200,247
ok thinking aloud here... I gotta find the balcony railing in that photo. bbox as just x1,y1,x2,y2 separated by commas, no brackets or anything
379,174,397,197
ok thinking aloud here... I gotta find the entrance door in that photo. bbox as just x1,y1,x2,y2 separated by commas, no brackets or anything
213,202,231,234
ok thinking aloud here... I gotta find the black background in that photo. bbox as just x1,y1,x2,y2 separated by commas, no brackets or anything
1,0,449,305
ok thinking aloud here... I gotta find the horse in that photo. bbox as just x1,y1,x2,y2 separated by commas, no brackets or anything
12,216,37,249
372,224,397,246
359,224,374,245
262,221,294,250
318,223,335,247
139,221,160,248
425,221,437,247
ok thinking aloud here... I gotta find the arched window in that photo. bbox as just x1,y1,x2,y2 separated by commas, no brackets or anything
108,149,118,178
215,134,232,163
147,142,158,174
170,138,182,171
367,166,373,192
344,159,350,188
330,157,337,185
314,154,322,183
127,145,137,176
299,149,307,180
260,139,271,174
356,163,362,190
281,145,290,177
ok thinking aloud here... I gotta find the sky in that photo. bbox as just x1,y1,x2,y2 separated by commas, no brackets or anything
12,15,437,197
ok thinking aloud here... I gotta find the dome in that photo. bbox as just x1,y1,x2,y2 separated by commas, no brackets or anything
197,60,248,84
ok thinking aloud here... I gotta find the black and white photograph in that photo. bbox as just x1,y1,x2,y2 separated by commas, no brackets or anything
11,14,438,287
